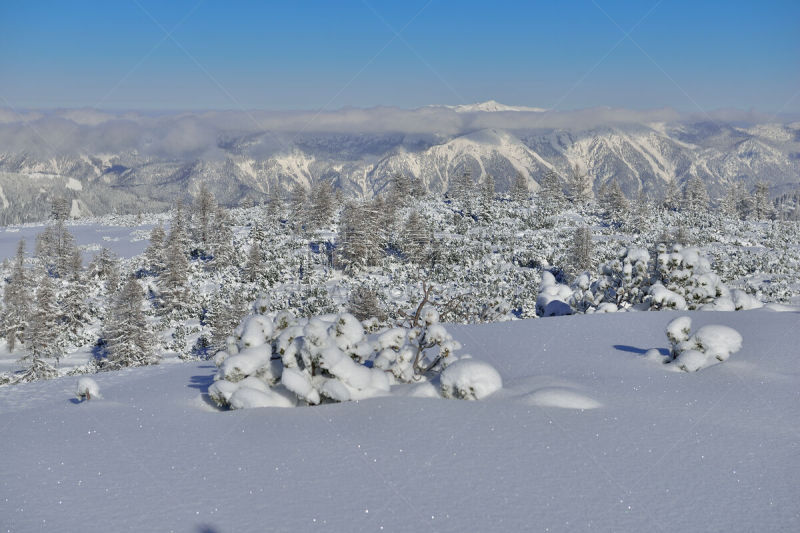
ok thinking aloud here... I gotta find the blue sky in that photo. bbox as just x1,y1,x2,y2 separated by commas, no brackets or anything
1,0,798,112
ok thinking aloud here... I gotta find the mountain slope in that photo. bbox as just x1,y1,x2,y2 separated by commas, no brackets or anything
2,110,800,222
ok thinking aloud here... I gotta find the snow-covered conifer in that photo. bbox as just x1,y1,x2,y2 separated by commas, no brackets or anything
244,239,262,283
662,179,681,211
145,223,167,275
3,240,30,352
209,206,236,270
568,226,593,274
24,269,62,368
191,183,217,253
509,171,530,203
480,173,496,221
537,169,566,215
683,176,710,212
567,164,593,205
102,276,157,369
752,182,775,220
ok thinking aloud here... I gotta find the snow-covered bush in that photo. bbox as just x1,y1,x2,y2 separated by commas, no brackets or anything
536,271,573,317
75,377,100,401
372,305,461,383
440,358,502,400
652,245,730,310
211,311,389,408
592,247,651,309
665,316,743,372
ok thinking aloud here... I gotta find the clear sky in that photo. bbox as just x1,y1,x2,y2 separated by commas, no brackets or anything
1,0,798,113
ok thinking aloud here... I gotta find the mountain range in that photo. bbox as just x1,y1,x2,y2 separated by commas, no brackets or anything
1,102,799,222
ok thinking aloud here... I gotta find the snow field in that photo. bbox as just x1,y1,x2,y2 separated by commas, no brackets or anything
1,309,798,532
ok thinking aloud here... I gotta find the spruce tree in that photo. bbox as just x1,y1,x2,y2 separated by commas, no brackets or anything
568,226,593,274
752,182,775,220
24,270,61,365
683,176,709,212
192,184,216,254
567,164,593,205
145,223,167,275
159,222,191,317
663,179,682,211
103,276,157,369
537,169,566,215
480,173,496,221
3,241,30,352
210,206,236,270
509,172,530,203
245,239,262,283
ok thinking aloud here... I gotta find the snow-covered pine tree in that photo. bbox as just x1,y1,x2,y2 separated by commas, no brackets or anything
537,169,566,216
206,287,247,353
601,179,629,220
24,269,62,368
35,219,77,278
752,182,775,220
400,209,431,263
387,173,413,206
348,285,387,322
449,170,473,208
683,176,710,213
662,179,681,211
102,276,157,369
480,173,496,221
308,181,335,230
50,196,70,221
158,216,191,318
3,240,30,352
509,171,530,203
209,206,236,270
568,226,593,274
265,185,285,223
289,183,308,230
145,223,167,275
337,200,384,270
191,183,217,255
244,238,262,283
567,164,593,205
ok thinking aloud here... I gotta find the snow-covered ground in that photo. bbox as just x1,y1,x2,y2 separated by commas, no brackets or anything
2,309,798,532
0,222,155,263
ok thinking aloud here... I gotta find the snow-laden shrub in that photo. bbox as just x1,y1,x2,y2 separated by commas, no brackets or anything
590,247,651,309
372,305,462,383
665,316,743,372
440,358,503,400
536,271,573,317
652,245,731,310
208,297,501,408
76,377,100,401
211,311,390,408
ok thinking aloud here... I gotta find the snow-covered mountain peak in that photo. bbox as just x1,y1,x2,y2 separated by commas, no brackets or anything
444,100,548,113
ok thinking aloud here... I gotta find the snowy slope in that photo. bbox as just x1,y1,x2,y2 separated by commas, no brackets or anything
1,309,798,532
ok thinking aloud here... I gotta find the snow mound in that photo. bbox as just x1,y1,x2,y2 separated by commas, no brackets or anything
692,325,743,362
440,359,502,400
75,377,100,400
229,385,297,409
522,387,602,410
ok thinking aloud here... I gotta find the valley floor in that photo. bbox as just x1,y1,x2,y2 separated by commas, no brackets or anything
1,309,799,532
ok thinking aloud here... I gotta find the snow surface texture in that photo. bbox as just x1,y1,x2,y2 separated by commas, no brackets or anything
1,310,798,532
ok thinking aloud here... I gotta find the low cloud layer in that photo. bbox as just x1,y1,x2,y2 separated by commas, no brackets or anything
0,104,790,158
